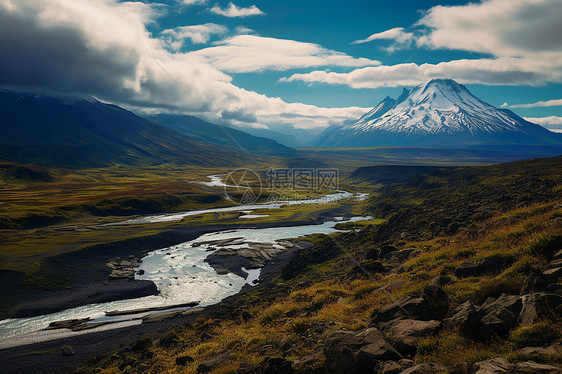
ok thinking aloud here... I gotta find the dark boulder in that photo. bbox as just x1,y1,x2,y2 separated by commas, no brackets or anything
159,331,180,347
479,294,522,338
517,293,562,327
349,260,387,276
366,248,381,260
381,249,415,264
431,275,456,286
401,363,449,374
131,337,152,352
380,245,398,257
378,361,402,374
479,257,505,274
324,328,401,373
61,345,75,356
520,274,551,295
371,297,432,323
454,257,505,278
444,301,482,334
446,295,523,339
293,352,323,369
380,319,441,356
454,262,480,278
176,355,194,366
472,357,510,373
423,285,450,320
260,357,294,374
509,361,562,374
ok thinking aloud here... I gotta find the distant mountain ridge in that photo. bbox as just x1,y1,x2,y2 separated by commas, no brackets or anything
314,79,561,147
145,114,295,157
0,90,293,167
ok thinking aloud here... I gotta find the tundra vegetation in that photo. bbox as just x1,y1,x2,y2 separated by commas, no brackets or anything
68,156,562,373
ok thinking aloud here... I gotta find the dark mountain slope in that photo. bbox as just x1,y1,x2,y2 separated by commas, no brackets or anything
0,90,245,167
362,156,562,242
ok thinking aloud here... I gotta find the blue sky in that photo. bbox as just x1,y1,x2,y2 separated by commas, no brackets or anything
1,0,561,134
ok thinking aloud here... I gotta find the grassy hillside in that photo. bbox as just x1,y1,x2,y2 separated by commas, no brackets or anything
80,156,562,373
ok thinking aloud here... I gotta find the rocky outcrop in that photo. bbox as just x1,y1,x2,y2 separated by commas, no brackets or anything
454,257,506,278
204,240,296,277
473,357,510,374
106,256,142,280
479,294,522,338
444,301,481,334
473,358,561,374
380,319,441,355
517,340,562,356
378,360,402,374
61,345,75,356
401,363,449,374
520,274,551,295
517,293,562,327
445,294,523,339
381,249,417,264
431,275,456,286
324,328,402,373
509,361,562,374
371,297,433,323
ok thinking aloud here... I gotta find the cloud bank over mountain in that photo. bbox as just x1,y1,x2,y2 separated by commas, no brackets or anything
284,0,562,89
0,0,368,131
0,0,559,133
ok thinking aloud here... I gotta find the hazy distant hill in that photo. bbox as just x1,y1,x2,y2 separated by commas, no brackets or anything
145,114,295,157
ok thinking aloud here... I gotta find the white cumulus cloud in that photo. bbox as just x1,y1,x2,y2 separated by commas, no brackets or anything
180,0,207,5
287,0,562,89
525,116,562,133
161,23,227,48
352,27,414,46
0,0,366,132
281,57,548,88
511,99,562,108
210,2,263,17
190,34,381,73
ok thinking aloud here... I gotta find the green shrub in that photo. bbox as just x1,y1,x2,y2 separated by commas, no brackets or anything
476,274,525,302
259,305,286,325
511,322,560,348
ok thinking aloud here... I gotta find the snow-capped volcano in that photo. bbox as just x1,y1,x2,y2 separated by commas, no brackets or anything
314,79,560,147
